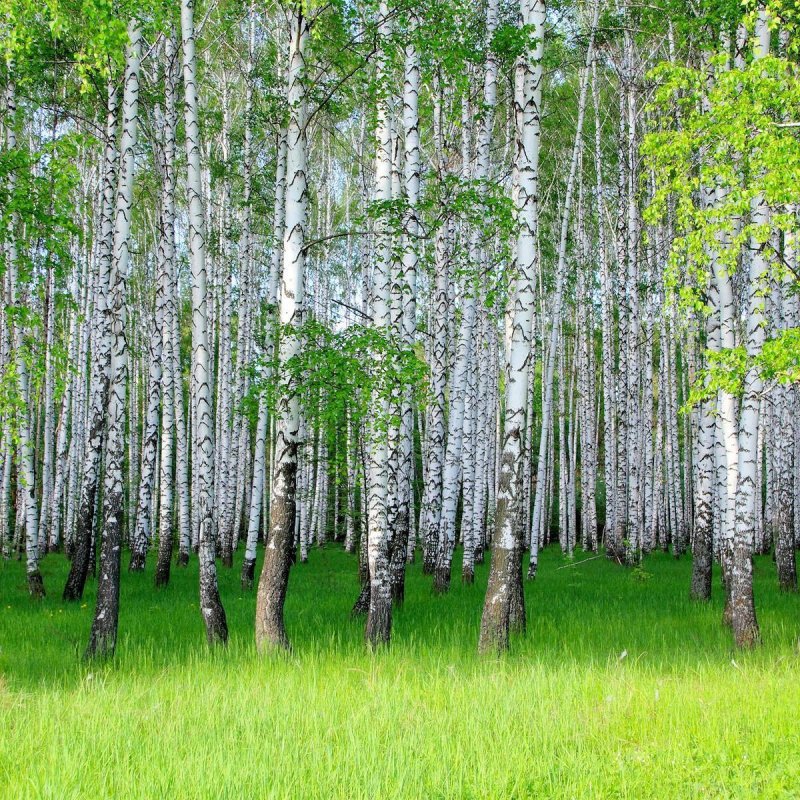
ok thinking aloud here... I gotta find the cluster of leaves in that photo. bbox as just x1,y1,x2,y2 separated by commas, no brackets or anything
252,316,428,437
1,0,169,91
761,0,800,57
685,345,747,406
644,53,800,290
686,326,800,408
644,43,800,405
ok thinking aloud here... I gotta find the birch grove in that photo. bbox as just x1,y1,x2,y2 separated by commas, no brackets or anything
1,0,799,659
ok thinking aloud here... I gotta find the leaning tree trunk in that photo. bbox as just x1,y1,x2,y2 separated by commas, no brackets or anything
255,5,309,652
63,79,118,602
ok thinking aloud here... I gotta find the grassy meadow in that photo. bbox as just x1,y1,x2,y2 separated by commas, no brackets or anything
1,545,799,798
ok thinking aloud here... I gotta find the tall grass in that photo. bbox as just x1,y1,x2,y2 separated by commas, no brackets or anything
1,545,799,798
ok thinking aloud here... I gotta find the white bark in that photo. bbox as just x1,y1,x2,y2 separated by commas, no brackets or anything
182,0,227,643
479,0,545,652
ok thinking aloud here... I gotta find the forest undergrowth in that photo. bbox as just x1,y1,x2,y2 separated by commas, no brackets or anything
2,545,799,799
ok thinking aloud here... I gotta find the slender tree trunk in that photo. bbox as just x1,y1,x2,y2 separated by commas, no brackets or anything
86,21,141,658
479,0,544,653
729,12,771,649
182,0,228,644
131,44,175,573
154,32,180,589
363,0,394,646
63,81,119,601
529,20,594,577
4,83,44,597
255,6,309,651
389,16,421,605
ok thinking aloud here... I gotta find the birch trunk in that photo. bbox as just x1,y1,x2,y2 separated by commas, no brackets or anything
182,0,228,644
63,80,118,602
154,32,180,588
728,13,772,648
255,6,309,651
479,0,544,653
86,22,141,657
4,83,44,597
364,1,394,645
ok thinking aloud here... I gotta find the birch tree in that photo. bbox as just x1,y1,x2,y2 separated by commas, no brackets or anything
182,0,228,645
255,3,309,651
479,0,545,653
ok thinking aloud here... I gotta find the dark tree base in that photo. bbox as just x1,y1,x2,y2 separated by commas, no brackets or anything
391,577,405,607
689,581,711,602
508,575,526,634
63,579,83,602
365,593,391,649
63,530,92,601
722,600,733,627
128,551,146,572
203,605,229,647
480,537,526,654
689,585,711,602
689,544,712,602
85,631,116,661
28,570,46,599
241,557,256,589
176,551,189,567
432,565,451,594
776,543,797,593
351,582,370,616
733,619,760,649
731,585,760,648
479,607,508,655
624,551,640,568
154,558,171,588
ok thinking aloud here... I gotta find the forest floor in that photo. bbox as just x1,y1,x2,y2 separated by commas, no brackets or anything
1,545,799,799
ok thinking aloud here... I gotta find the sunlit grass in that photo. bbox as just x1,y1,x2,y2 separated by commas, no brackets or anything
1,544,799,798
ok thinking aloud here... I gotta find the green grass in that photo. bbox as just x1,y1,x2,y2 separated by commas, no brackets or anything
1,545,800,799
